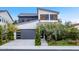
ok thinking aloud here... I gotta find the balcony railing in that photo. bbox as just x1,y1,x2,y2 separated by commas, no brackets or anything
39,20,59,22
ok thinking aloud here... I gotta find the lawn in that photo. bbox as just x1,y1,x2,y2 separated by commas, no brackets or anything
47,40,79,46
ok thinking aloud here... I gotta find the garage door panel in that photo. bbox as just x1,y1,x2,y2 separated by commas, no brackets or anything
16,29,35,39
21,29,35,39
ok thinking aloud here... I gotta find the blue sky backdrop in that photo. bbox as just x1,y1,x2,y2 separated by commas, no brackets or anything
0,7,79,23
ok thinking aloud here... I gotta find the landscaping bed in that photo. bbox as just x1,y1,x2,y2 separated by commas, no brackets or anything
0,24,17,46
35,22,79,46
46,40,79,46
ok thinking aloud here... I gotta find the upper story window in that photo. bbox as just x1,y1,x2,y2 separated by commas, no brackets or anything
1,18,6,23
2,19,4,22
50,14,58,20
40,14,49,20
0,16,6,23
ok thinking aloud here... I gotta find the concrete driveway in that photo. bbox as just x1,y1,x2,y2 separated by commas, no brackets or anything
0,39,35,49
0,39,48,49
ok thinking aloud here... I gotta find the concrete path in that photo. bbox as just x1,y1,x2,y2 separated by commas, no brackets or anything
41,39,48,46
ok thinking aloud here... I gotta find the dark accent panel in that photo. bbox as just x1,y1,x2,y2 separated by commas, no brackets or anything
16,30,21,39
18,16,38,23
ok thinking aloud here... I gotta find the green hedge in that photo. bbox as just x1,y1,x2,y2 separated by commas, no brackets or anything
35,27,41,46
0,26,3,45
7,31,14,40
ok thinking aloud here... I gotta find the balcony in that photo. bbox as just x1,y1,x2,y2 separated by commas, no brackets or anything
39,20,59,22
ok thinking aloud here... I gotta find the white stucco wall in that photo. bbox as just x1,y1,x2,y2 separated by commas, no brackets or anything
39,20,58,22
14,32,16,39
38,9,58,14
17,20,39,29
0,22,6,25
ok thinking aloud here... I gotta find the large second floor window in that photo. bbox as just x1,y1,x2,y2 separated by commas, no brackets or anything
50,14,58,20
40,14,49,20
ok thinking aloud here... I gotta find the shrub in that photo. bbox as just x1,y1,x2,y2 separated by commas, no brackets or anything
7,31,14,40
47,40,56,46
0,26,3,45
35,27,41,46
67,40,77,45
7,23,17,40
37,22,79,46
3,33,8,43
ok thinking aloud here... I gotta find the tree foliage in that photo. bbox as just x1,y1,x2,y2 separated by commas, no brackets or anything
38,22,79,41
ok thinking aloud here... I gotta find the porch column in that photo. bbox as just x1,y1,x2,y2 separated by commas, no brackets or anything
14,32,16,39
49,14,50,21
38,14,40,21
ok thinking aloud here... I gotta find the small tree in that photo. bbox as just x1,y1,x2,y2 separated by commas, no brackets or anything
3,25,8,42
0,26,3,45
35,27,41,46
7,23,17,40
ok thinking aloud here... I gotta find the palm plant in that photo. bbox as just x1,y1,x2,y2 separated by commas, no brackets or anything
7,23,17,40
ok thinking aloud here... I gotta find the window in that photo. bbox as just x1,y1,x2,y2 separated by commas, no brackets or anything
40,14,49,20
50,14,57,20
2,19,4,22
0,19,1,22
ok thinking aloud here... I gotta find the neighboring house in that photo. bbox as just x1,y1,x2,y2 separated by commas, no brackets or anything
72,23,79,29
0,10,13,39
0,10,13,25
16,8,59,39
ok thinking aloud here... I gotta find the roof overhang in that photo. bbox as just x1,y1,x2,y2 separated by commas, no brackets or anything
37,8,59,14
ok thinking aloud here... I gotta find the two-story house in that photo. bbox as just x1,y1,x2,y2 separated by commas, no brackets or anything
16,8,59,39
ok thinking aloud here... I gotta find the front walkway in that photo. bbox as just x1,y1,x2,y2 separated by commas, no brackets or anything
41,39,48,46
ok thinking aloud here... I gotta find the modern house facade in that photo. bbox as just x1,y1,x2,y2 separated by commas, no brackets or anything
16,8,59,39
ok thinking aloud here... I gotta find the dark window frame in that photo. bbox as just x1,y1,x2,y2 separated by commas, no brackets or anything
50,14,57,20
40,14,49,20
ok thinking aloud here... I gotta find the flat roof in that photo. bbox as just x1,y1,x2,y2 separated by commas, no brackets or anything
18,13,37,16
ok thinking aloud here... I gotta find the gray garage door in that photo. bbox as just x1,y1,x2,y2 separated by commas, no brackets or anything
16,29,36,39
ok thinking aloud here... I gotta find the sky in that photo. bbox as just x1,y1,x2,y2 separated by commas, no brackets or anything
0,7,79,23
